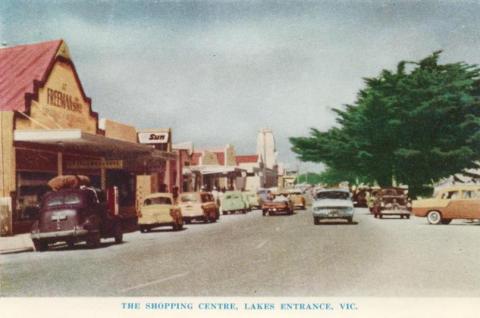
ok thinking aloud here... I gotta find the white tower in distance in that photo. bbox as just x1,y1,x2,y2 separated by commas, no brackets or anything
256,128,277,169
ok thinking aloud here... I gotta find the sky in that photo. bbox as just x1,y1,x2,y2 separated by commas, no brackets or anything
2,0,480,173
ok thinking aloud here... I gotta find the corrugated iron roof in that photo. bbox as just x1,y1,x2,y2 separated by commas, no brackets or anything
0,39,62,111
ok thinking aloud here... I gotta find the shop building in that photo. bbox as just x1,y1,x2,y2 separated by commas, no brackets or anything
186,145,246,191
0,39,175,236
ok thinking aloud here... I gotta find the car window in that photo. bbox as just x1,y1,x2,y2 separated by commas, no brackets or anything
201,194,211,202
443,191,459,199
45,195,63,207
462,191,479,199
146,197,172,205
180,194,198,203
316,191,350,200
64,193,82,205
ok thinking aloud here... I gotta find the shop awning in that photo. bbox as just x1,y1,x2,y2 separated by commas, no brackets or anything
184,165,246,176
14,129,176,160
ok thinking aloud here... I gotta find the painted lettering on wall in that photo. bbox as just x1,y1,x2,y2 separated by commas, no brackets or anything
47,88,82,113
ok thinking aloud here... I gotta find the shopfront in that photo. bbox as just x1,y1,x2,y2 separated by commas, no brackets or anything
0,40,175,235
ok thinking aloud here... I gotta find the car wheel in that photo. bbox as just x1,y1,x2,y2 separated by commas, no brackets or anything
185,219,191,224
114,224,123,244
66,239,75,248
140,226,148,233
33,240,48,252
441,218,452,225
407,215,410,219
346,217,353,223
222,211,227,215
262,210,267,216
379,214,383,219
314,217,320,225
427,210,442,225
86,232,101,248
242,209,247,214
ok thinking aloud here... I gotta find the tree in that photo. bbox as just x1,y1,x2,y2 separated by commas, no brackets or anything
290,51,480,197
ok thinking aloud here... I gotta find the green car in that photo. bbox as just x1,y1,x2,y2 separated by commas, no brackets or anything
242,191,260,210
221,191,249,215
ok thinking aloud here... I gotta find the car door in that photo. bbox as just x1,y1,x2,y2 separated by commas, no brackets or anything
452,190,480,219
445,190,477,219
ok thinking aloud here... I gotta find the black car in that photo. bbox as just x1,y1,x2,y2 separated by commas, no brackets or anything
31,188,123,251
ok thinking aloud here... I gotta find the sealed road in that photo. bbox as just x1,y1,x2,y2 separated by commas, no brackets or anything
1,208,479,296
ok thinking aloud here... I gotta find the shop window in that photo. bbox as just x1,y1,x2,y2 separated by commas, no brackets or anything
16,172,56,221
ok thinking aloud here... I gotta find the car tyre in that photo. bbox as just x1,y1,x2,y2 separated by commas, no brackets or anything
314,216,320,225
66,239,75,248
86,232,101,248
33,239,48,252
114,224,123,244
346,216,353,223
427,210,442,225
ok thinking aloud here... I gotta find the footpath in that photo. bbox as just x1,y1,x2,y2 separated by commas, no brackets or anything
0,234,34,254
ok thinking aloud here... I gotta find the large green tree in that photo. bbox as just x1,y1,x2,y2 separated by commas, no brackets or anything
290,51,480,197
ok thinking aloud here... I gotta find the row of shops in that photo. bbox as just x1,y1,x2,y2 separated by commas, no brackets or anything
0,39,281,236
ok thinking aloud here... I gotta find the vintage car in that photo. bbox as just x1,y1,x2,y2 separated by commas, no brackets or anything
178,192,219,223
312,189,354,224
372,187,411,219
262,192,294,216
221,191,249,215
242,191,260,210
31,188,123,251
138,193,183,232
413,185,480,224
287,189,306,210
352,188,369,208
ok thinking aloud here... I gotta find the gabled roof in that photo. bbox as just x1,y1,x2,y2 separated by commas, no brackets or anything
0,39,63,111
236,155,259,165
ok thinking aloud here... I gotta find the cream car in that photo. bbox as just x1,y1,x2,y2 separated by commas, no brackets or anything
178,192,219,223
413,185,480,224
138,193,183,232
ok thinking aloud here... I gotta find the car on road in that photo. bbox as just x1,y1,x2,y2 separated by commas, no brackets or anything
138,193,183,232
262,192,294,216
221,191,249,214
312,189,354,224
287,189,306,210
413,185,480,224
242,191,260,210
178,192,219,223
372,187,411,219
31,188,123,251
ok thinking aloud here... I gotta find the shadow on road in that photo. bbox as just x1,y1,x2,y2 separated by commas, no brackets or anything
47,240,123,252
315,221,359,225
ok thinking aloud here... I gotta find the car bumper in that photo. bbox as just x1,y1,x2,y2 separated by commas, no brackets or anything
313,210,353,218
379,209,410,215
31,228,89,241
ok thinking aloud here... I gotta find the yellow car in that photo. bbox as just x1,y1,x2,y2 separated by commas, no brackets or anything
287,189,306,210
138,193,183,232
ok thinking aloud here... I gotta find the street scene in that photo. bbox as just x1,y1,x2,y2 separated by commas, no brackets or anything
1,2,480,317
3,206,480,297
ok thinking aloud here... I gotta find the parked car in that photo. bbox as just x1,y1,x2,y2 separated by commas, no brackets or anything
287,189,306,210
242,191,260,210
221,191,248,215
312,189,354,224
352,188,368,207
138,193,183,232
31,188,123,251
372,187,411,219
178,192,219,223
413,185,480,224
262,192,294,216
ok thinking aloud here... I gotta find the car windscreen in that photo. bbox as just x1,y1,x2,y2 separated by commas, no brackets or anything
45,193,82,207
180,194,198,203
145,197,172,205
316,191,350,200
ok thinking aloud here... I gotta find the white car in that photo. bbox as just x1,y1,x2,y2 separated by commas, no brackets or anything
312,189,354,224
